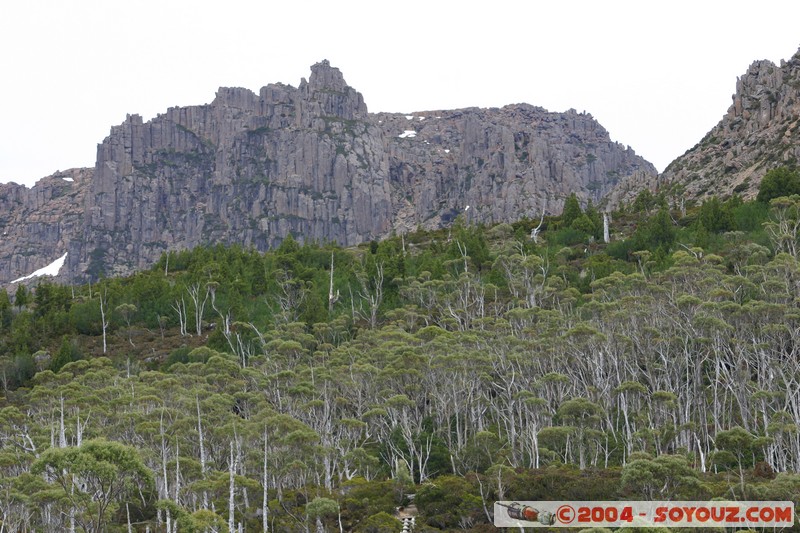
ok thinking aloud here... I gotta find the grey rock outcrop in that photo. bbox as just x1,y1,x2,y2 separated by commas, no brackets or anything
377,105,654,232
0,169,88,283
619,47,800,205
0,61,656,284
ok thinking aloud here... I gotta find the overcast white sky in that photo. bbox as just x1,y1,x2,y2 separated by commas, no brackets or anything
1,1,799,186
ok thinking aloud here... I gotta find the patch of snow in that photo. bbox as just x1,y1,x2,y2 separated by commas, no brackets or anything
62,177,74,182
11,253,68,284
435,116,442,119
418,116,425,121
378,120,382,124
405,115,414,120
398,130,417,139
465,205,470,211
444,149,450,153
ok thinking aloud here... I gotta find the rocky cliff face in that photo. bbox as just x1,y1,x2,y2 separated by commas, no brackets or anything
0,169,88,283
377,105,653,232
0,61,656,283
628,48,800,204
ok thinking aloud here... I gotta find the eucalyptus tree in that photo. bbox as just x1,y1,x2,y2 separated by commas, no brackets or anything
354,260,384,329
620,454,701,500
423,338,491,472
479,334,536,467
273,270,309,324
399,273,444,327
441,271,487,331
305,497,339,533
556,398,605,469
32,439,154,533
614,380,648,460
98,289,110,354
381,392,434,483
115,303,137,346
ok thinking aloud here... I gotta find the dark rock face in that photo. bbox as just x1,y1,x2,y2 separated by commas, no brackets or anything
0,61,656,283
619,48,800,205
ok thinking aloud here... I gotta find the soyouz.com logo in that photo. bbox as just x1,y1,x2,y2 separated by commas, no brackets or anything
494,501,794,528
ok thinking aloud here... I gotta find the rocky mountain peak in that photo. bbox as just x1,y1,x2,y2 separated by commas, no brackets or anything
616,47,800,205
300,59,368,120
213,86,259,110
308,59,347,91
0,61,656,284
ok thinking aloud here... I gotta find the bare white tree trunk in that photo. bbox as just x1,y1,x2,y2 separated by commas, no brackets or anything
160,415,169,502
187,283,209,335
235,434,249,512
75,407,87,447
158,414,175,530
175,442,181,505
456,240,468,274
268,428,269,533
695,435,707,473
69,492,75,533
197,396,208,509
603,213,610,243
229,442,236,533
172,297,189,337
328,253,339,314
99,290,110,353
356,262,384,329
531,204,546,243
59,395,67,448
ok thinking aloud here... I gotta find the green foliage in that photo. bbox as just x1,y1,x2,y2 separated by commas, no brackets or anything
583,199,603,239
306,496,339,519
620,455,703,500
632,208,676,253
51,336,82,373
70,299,103,336
340,479,397,527
414,475,483,530
9,353,35,387
631,189,656,213
571,213,598,236
164,345,192,367
505,466,623,501
550,227,589,246
356,512,401,533
175,508,227,532
13,284,29,308
731,199,769,232
757,166,800,203
562,193,583,227
696,197,734,233
9,311,35,355
605,237,636,261
0,290,12,332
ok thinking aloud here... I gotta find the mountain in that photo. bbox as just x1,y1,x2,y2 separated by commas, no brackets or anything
620,47,800,204
0,61,656,284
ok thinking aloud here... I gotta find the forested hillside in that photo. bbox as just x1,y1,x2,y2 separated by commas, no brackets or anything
3,168,800,532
